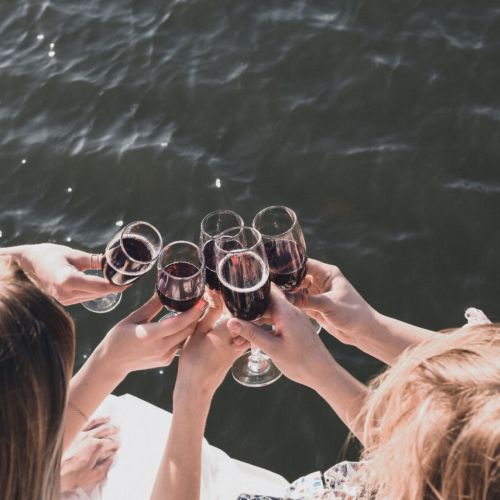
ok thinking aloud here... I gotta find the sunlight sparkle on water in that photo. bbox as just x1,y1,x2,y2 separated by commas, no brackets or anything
21,158,26,164
115,220,124,227
215,178,221,188
37,34,44,41
66,236,72,242
0,230,3,238
67,187,72,193
159,370,164,375
48,51,55,58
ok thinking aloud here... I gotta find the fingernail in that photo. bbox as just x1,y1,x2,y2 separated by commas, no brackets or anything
197,300,209,315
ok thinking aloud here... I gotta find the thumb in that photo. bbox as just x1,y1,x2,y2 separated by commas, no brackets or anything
126,294,164,323
227,318,277,354
286,289,333,312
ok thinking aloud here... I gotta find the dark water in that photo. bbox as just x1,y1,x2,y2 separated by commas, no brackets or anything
1,0,500,482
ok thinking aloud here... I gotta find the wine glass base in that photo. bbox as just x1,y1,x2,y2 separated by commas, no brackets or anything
81,292,122,313
231,351,282,387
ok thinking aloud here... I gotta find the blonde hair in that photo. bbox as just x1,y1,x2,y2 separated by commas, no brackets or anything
0,258,75,500
358,324,500,500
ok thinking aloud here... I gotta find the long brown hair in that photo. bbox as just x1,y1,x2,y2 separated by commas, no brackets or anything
358,324,500,500
0,257,75,500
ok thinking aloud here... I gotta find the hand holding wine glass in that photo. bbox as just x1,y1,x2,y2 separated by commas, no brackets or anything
156,241,205,319
253,205,321,334
227,285,332,388
0,243,119,306
82,221,163,313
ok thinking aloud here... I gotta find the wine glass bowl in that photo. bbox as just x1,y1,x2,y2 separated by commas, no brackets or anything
156,241,205,314
200,210,244,291
252,205,307,292
82,221,162,313
215,226,281,387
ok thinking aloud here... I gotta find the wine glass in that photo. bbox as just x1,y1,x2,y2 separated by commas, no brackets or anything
215,226,281,387
82,221,163,313
156,241,205,322
253,205,321,333
200,209,244,291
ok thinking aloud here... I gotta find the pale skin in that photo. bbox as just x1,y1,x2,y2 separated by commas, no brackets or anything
151,294,249,500
65,295,209,449
61,417,120,494
0,244,209,451
228,286,369,441
288,259,438,365
0,243,118,305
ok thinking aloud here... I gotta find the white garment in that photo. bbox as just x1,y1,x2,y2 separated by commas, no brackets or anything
63,394,289,500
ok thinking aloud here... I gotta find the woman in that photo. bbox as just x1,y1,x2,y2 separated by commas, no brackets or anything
151,261,499,499
0,257,76,499
0,244,207,498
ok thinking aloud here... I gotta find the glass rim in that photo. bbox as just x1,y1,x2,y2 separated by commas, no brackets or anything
200,209,245,240
214,226,263,254
119,220,162,264
157,240,205,280
252,205,298,239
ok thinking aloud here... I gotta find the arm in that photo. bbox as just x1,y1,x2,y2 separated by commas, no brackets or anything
227,286,369,442
64,296,207,449
151,294,249,500
150,383,211,500
0,243,117,305
291,259,437,365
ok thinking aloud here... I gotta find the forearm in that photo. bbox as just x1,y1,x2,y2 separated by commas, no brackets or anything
65,345,125,450
151,388,212,500
306,356,369,443
356,311,438,366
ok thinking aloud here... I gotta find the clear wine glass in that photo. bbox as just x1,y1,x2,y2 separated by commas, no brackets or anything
200,210,244,291
82,221,162,313
215,226,281,387
156,241,205,321
253,205,321,334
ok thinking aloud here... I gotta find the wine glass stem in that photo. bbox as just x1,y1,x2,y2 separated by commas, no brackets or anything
248,346,269,374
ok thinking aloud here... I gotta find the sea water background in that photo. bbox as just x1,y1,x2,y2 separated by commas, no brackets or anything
1,0,500,482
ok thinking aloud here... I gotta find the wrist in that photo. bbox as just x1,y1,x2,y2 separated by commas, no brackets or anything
88,343,127,386
173,378,216,409
303,352,341,393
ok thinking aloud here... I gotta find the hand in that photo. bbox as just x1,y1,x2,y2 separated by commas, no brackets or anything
96,295,209,379
14,243,119,305
61,417,120,494
287,259,378,346
227,285,333,387
175,293,250,401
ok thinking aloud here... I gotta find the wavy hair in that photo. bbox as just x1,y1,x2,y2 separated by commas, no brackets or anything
358,324,500,500
0,258,75,500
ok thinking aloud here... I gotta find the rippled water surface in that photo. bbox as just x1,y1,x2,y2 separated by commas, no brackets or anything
1,0,500,482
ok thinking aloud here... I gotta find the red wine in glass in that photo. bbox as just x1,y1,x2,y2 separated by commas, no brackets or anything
200,210,245,291
104,235,155,286
156,261,205,312
264,239,307,291
218,251,271,321
253,206,307,292
82,221,162,314
202,240,220,291
156,241,205,317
